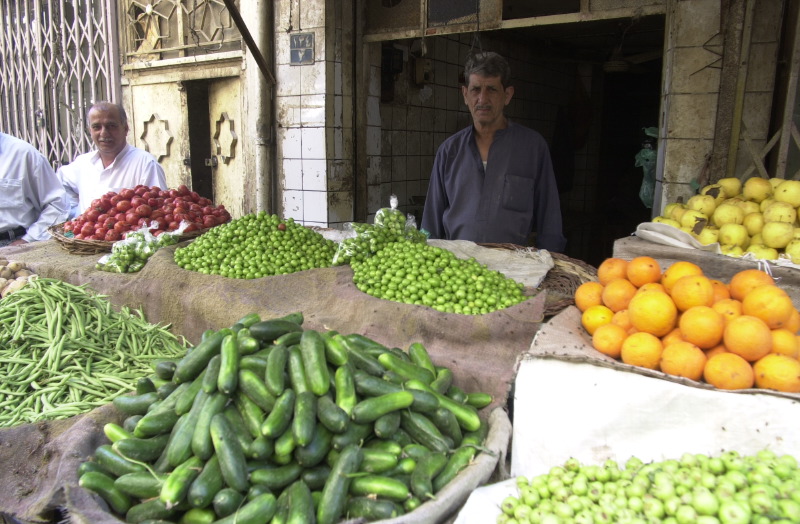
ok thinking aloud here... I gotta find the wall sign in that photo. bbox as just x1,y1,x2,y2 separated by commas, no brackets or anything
290,33,314,65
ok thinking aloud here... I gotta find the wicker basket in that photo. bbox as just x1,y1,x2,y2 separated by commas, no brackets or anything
478,243,598,317
48,223,207,255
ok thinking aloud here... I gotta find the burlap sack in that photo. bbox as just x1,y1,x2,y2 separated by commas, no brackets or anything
0,239,544,523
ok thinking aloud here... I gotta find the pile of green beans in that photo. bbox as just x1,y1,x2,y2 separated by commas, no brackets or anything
0,278,188,427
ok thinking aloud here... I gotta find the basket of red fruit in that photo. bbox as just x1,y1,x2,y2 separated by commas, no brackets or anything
49,184,231,255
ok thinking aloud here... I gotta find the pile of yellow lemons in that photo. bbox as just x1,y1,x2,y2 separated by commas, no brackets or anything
652,176,800,262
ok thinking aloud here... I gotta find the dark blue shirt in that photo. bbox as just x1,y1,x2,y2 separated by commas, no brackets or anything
421,122,567,253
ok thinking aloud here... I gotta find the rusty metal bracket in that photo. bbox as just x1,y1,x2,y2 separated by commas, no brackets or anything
222,0,276,84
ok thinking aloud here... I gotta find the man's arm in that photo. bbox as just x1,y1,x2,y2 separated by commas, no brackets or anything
23,159,69,242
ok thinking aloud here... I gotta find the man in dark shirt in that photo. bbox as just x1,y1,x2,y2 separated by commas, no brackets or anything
421,52,567,253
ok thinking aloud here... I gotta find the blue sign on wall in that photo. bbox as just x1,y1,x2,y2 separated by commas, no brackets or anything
290,33,314,65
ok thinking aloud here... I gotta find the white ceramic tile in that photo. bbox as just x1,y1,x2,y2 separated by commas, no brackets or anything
334,95,343,128
391,130,406,156
392,106,407,130
275,33,291,67
369,65,381,97
301,127,326,159
367,155,382,185
276,95,302,127
282,190,303,221
406,155,420,179
407,132,420,156
301,61,326,95
366,125,381,156
282,158,303,190
334,61,343,95
299,3,324,29
301,94,326,126
342,96,353,129
303,190,328,223
333,128,343,160
281,127,303,159
276,65,302,96
302,159,327,191
328,160,349,192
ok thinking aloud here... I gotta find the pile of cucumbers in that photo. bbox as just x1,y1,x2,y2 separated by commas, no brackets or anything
78,312,492,524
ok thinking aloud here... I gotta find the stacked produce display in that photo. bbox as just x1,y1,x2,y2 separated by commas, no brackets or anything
78,313,492,523
650,175,800,262
0,257,36,297
576,256,800,392
499,450,800,523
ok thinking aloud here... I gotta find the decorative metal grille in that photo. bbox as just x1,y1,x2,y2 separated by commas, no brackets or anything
0,0,119,168
123,0,242,63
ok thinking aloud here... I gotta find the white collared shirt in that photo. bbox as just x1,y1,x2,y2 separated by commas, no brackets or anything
58,143,167,215
0,133,69,242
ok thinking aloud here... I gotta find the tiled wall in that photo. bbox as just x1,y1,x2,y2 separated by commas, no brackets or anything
274,0,355,229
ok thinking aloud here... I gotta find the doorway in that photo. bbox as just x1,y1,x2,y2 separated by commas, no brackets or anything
185,80,213,201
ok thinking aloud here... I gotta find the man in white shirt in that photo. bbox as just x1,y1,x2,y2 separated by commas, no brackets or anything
0,133,69,247
58,101,167,216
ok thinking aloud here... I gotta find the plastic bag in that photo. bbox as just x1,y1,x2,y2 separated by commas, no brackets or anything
332,195,427,266
95,221,189,273
635,127,658,209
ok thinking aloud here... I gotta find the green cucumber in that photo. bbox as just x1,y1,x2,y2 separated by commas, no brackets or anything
136,376,158,395
113,391,160,416
247,435,274,460
351,391,414,424
300,330,330,396
338,335,385,376
466,391,493,409
187,455,223,509
334,365,357,416
275,330,303,347
349,474,410,502
264,344,289,396
79,471,132,515
294,424,332,468
330,421,371,451
261,388,295,439
432,443,479,492
114,471,168,499
405,379,481,432
292,390,317,446
217,334,239,395
173,330,227,384
400,411,452,453
104,422,133,443
316,443,363,524
300,464,331,491
166,390,208,467
191,391,229,460
284,480,315,524
408,342,436,375
235,389,266,439
249,462,303,490
126,498,180,524
160,455,204,508
239,368,277,412
320,332,348,366
346,496,403,520
377,352,435,384
430,406,463,445
236,334,261,356
212,488,244,518
240,354,268,376
287,345,310,395
213,493,277,524
179,507,216,524
274,426,297,457
248,319,303,343
236,312,262,328
316,394,349,434
373,411,401,439
410,451,448,500
210,412,249,492
201,354,221,394
94,444,146,477
430,367,453,395
359,448,399,474
112,433,171,463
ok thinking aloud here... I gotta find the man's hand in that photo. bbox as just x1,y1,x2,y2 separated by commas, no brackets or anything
9,239,28,247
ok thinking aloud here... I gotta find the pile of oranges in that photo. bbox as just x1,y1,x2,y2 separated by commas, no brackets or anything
575,256,800,393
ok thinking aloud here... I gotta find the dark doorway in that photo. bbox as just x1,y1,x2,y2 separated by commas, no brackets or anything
184,80,214,200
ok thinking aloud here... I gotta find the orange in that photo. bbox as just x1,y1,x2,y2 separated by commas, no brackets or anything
661,327,686,348
712,298,743,326
660,341,707,381
741,284,795,329
611,309,634,332
592,323,628,359
678,306,725,349
703,352,755,390
784,308,800,334
753,354,800,393
723,315,773,362
601,278,638,313
627,290,678,338
620,332,663,370
728,268,775,301
770,328,800,358
710,279,731,302
704,344,729,358
670,275,715,311
581,304,614,335
626,256,662,287
574,281,604,312
597,258,629,286
661,261,704,294
637,282,667,294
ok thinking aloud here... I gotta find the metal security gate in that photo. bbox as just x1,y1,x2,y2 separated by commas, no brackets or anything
0,0,119,168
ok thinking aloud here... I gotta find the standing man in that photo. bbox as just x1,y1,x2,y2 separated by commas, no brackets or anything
421,52,567,253
0,132,69,247
58,101,167,216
